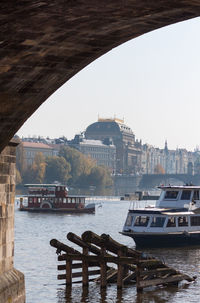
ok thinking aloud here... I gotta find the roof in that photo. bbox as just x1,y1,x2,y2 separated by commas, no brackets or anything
158,185,200,190
22,142,52,149
24,184,66,187
80,139,115,147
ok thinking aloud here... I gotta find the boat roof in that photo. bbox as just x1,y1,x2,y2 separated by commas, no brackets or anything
158,185,200,190
129,208,196,215
24,184,67,188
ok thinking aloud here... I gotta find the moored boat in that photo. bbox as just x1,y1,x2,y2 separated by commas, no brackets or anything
121,185,200,247
19,184,95,214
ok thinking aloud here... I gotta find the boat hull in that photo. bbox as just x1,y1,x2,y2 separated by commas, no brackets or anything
122,231,200,248
19,207,95,214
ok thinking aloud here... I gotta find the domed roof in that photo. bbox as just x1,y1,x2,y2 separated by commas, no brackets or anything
85,118,134,137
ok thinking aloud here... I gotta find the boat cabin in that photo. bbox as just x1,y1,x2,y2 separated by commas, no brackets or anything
23,184,86,209
157,185,200,209
122,185,200,247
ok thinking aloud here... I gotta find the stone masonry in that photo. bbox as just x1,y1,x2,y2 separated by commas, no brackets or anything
0,141,25,303
0,1,200,152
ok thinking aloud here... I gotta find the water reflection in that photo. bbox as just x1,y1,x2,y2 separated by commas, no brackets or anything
56,283,186,303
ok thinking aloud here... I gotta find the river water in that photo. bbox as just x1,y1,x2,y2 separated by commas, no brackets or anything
14,199,200,303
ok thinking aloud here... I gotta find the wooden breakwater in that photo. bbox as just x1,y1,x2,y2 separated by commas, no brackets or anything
50,231,195,292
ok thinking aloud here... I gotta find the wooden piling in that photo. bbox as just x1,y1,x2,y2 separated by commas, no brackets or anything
66,259,72,286
82,247,89,287
100,246,107,288
50,231,196,292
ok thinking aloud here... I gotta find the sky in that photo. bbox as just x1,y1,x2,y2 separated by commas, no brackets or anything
17,16,200,151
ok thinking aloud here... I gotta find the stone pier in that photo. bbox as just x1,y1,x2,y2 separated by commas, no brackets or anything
0,141,25,303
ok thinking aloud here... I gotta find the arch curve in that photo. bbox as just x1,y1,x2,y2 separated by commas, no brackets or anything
40,201,53,209
1,1,200,150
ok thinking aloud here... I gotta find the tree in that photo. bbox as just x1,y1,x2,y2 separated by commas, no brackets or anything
59,146,95,184
154,164,165,174
16,168,22,185
16,142,27,177
87,166,113,188
23,152,46,184
45,156,71,184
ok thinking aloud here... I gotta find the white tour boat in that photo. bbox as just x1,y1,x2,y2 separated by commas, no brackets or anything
122,185,200,247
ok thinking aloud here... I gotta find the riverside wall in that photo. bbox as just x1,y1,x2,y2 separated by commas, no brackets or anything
0,141,25,303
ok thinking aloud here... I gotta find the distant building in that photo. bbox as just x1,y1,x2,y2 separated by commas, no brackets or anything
68,134,116,172
85,118,142,174
22,142,55,165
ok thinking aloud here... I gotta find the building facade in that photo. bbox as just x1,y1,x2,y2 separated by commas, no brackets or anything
85,118,142,174
68,135,116,172
22,141,55,165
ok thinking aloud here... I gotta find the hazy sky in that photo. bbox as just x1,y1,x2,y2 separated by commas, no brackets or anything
17,17,200,151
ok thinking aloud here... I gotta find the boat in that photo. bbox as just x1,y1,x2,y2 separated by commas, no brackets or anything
121,184,200,247
19,184,95,214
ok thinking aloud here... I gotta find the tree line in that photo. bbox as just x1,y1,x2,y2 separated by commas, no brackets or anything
16,145,113,195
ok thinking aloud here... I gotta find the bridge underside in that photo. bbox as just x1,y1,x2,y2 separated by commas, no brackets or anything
1,0,200,151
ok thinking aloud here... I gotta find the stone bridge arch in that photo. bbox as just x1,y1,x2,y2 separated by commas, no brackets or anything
1,1,200,152
1,2,200,301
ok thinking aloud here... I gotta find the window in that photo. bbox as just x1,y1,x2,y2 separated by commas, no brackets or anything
125,214,133,226
164,191,178,200
134,216,149,227
150,217,165,227
63,198,66,203
193,191,199,200
166,217,176,227
191,216,200,226
181,190,191,200
178,216,188,227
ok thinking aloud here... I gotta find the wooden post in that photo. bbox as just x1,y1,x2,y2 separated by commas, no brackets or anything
136,261,143,292
82,247,89,287
66,257,72,286
117,248,126,289
100,246,107,288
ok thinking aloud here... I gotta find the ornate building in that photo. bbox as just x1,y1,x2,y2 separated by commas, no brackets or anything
85,118,142,174
68,134,116,172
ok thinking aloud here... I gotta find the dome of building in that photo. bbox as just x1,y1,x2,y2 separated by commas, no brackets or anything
85,118,135,145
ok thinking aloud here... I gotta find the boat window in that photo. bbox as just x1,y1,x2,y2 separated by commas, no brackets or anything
72,198,75,203
150,217,165,227
178,216,188,227
191,216,200,226
193,191,200,200
134,216,149,227
181,190,191,200
164,191,178,200
125,214,133,226
166,217,176,227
